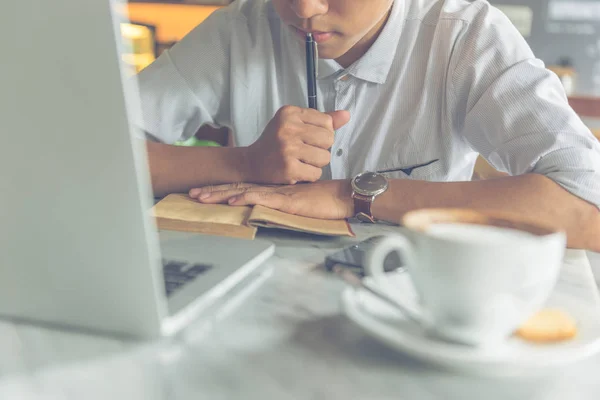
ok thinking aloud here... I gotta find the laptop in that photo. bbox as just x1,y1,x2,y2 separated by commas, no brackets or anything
0,0,274,338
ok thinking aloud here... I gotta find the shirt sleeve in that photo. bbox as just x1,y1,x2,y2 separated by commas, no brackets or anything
132,7,234,144
449,1,600,208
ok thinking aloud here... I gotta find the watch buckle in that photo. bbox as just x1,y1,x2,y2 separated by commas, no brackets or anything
355,212,376,223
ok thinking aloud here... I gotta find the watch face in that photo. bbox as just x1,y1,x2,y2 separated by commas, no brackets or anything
353,172,388,195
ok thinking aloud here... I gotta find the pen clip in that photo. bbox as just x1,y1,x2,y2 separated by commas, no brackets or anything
312,40,318,78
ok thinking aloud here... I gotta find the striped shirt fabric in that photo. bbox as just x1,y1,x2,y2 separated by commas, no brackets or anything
135,0,600,207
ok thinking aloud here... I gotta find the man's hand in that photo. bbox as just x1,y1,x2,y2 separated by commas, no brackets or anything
189,180,355,220
243,106,350,184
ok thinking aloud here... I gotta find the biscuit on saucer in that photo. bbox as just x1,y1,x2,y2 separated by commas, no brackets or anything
516,309,577,343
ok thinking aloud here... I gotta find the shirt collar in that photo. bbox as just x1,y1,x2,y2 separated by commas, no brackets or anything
318,0,406,84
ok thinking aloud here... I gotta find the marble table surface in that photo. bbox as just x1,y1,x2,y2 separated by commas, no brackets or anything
1,223,600,400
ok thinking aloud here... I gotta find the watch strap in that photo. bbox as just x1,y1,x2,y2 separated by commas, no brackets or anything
352,192,376,223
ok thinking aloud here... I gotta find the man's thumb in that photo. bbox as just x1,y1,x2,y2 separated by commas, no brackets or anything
326,110,351,130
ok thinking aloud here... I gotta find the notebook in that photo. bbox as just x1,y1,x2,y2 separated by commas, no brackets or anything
153,194,355,239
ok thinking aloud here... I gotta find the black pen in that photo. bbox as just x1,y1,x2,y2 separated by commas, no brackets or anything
305,33,318,110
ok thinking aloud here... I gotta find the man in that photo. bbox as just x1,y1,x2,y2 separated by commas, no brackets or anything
137,0,600,250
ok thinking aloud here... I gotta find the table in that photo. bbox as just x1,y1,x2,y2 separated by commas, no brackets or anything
1,224,599,400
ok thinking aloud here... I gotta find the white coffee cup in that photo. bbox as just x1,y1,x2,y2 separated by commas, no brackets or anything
364,209,566,346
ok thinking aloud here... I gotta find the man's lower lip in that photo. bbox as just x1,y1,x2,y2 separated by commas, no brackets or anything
295,28,333,43
311,32,333,43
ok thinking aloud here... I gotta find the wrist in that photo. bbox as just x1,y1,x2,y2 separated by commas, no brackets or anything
337,179,355,219
370,179,407,222
230,146,253,182
370,187,390,221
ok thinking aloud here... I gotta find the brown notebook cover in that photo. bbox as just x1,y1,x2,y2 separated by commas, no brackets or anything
152,194,355,240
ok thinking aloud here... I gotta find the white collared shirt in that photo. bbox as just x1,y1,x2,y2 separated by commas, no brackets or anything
135,0,600,207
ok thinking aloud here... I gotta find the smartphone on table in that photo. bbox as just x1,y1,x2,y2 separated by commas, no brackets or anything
324,235,403,277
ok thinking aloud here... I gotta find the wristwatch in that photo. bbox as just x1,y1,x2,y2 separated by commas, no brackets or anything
351,171,389,223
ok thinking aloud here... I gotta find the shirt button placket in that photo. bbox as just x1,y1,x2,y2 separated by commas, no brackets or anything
332,74,354,179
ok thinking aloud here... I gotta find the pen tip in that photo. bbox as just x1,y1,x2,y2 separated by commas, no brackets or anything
306,32,313,40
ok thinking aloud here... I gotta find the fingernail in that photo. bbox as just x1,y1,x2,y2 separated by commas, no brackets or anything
228,197,238,204
199,193,211,200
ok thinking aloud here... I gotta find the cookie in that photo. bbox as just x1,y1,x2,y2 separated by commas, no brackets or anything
515,309,578,343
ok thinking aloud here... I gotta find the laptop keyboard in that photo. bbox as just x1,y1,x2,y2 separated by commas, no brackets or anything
163,259,213,298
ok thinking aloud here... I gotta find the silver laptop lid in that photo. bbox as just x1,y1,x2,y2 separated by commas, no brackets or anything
0,0,167,337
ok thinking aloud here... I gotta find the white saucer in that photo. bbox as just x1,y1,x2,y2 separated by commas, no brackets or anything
341,271,600,376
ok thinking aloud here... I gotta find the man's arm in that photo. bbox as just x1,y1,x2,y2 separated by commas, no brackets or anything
145,126,236,196
146,141,248,197
189,174,600,251
370,174,600,251
147,107,350,196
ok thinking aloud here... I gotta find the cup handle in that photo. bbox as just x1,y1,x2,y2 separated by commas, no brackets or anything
364,234,424,324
